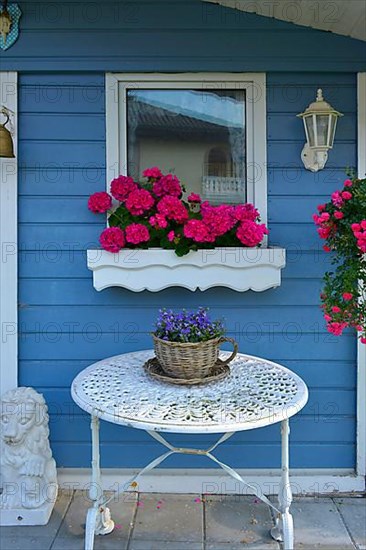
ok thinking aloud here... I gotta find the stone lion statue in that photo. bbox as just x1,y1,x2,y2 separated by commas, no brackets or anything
0,387,58,510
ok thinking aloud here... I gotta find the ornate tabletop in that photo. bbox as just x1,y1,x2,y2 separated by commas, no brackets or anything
71,350,308,434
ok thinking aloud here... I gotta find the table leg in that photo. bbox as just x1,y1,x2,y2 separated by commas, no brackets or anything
84,415,114,550
271,419,294,550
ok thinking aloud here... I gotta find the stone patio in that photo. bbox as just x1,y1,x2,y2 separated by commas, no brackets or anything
0,491,365,550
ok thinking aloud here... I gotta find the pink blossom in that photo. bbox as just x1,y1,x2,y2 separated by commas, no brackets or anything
344,179,353,187
327,321,348,336
361,220,366,230
99,227,125,253
88,192,112,213
334,211,344,220
201,204,236,237
361,337,366,344
125,223,150,245
236,220,268,247
110,176,137,202
331,191,344,207
149,214,168,229
183,219,213,243
187,193,202,203
331,306,341,313
342,292,353,301
153,174,182,198
323,245,331,252
324,314,332,322
233,203,259,222
341,191,352,200
157,196,188,223
351,223,361,232
317,226,332,239
167,230,175,242
143,166,163,179
317,204,326,212
126,189,155,216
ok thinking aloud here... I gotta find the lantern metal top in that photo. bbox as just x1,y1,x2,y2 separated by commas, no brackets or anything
297,89,343,119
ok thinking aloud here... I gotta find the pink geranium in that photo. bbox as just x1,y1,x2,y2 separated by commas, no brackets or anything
110,176,137,202
125,223,150,245
344,179,353,187
331,191,344,207
167,230,175,242
342,293,353,301
236,220,268,247
149,214,168,229
143,167,163,179
126,189,155,216
88,192,112,213
326,321,348,336
341,191,352,200
187,193,202,203
334,211,344,220
183,219,213,243
201,204,235,237
99,227,125,252
153,174,182,198
233,203,259,223
157,195,188,223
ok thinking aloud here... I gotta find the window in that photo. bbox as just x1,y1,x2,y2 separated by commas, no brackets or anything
106,73,267,223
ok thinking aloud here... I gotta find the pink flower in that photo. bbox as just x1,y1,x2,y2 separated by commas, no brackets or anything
236,220,268,247
361,337,366,344
327,321,348,336
344,179,353,187
168,230,175,242
317,204,326,212
324,314,332,322
351,223,361,232
126,189,155,216
157,196,188,223
183,219,213,243
88,192,112,213
110,176,137,202
317,226,332,239
341,191,352,200
187,193,202,203
334,211,344,220
99,227,125,253
331,306,341,313
153,174,182,198
323,245,331,252
233,203,259,222
331,191,344,207
149,214,168,229
143,166,163,179
361,220,366,230
201,204,236,237
342,293,353,301
125,223,150,245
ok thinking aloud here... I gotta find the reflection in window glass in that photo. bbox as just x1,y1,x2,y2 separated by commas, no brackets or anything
127,89,246,204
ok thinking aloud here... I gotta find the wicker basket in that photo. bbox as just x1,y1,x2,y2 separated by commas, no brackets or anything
152,334,238,380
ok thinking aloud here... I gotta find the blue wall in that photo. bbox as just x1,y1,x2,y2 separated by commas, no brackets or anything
10,0,365,470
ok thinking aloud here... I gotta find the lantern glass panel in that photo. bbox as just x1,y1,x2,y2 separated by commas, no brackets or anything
316,115,330,147
329,115,337,148
305,116,315,147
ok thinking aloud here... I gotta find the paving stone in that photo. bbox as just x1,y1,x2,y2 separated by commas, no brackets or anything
53,490,136,547
0,488,72,538
204,495,278,547
287,497,355,549
0,536,53,550
130,493,203,542
334,498,366,550
129,541,203,549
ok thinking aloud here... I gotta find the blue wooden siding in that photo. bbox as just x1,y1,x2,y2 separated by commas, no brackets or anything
11,0,364,471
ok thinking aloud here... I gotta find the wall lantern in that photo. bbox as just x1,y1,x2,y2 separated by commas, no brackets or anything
0,106,15,158
297,89,343,172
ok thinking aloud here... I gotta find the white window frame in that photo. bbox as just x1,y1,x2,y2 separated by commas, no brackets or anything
106,73,267,226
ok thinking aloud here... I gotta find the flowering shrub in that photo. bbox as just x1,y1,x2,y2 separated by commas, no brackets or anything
154,308,225,343
88,167,268,257
313,175,366,343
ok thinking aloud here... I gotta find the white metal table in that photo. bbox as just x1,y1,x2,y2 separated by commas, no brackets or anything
71,350,308,550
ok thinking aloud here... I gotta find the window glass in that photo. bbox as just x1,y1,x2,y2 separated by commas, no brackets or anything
127,89,246,204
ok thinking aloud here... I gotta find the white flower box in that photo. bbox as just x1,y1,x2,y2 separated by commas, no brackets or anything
87,247,286,292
